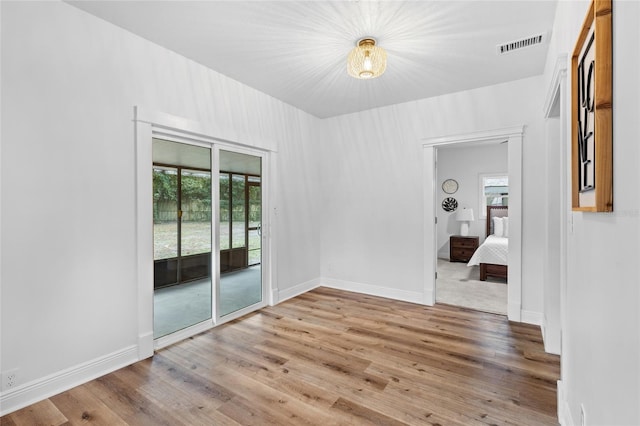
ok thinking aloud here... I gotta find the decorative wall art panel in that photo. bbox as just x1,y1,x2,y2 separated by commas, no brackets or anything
442,197,458,212
571,0,613,212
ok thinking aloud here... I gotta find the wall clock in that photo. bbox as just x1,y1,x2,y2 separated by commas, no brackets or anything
442,179,458,194
442,197,458,212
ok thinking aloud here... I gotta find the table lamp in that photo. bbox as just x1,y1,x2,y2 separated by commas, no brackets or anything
456,208,474,236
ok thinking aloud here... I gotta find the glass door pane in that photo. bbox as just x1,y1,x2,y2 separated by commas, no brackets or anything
152,139,212,338
219,150,262,317
219,173,230,251
180,169,212,281
153,166,178,287
231,174,247,270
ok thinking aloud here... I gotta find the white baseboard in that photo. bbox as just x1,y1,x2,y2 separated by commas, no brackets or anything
138,331,154,359
277,277,321,303
321,278,424,305
521,309,543,326
557,380,574,426
423,286,435,306
541,316,561,355
0,345,138,416
508,301,521,321
270,288,279,306
507,303,543,327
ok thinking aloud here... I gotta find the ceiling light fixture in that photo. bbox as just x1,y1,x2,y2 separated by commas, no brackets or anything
347,37,387,80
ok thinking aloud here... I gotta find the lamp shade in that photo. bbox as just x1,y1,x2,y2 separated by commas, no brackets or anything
347,38,387,79
456,208,474,222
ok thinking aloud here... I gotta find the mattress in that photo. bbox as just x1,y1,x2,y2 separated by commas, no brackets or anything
467,235,508,266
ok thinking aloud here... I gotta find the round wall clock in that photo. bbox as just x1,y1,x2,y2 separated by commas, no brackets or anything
442,179,459,194
442,197,458,212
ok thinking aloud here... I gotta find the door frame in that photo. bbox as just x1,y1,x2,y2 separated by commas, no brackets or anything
422,126,524,322
134,107,274,355
541,54,568,355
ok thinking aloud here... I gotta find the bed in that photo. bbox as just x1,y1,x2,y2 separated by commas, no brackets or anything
467,206,508,281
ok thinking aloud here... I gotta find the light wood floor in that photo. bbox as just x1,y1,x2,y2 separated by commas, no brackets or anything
1,287,560,425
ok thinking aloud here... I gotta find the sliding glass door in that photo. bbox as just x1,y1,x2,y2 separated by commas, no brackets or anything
218,150,263,317
150,139,266,341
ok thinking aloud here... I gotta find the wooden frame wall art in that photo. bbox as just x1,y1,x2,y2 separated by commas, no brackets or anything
571,0,613,212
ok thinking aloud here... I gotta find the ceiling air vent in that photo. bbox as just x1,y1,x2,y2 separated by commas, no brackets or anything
497,33,545,54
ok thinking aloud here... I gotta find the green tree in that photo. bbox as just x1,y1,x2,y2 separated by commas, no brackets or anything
153,169,177,202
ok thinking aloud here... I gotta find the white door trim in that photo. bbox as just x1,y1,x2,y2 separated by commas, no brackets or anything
422,126,524,322
542,54,568,355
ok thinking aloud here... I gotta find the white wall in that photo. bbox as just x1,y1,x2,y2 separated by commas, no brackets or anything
543,1,640,424
436,143,508,258
0,1,321,412
321,76,547,316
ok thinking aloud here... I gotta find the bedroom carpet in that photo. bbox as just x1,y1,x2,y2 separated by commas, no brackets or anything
436,258,507,315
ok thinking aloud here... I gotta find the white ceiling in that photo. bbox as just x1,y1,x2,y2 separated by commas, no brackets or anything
68,1,558,119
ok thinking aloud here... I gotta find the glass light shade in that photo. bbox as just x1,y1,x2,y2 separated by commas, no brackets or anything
456,208,474,222
347,38,387,79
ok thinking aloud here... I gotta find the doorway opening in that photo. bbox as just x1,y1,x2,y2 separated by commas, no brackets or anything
434,143,509,315
422,126,523,322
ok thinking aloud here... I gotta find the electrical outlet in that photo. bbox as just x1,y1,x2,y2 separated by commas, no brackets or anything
2,369,19,391
580,403,587,426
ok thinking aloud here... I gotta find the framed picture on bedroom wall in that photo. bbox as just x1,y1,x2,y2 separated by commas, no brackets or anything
571,0,613,212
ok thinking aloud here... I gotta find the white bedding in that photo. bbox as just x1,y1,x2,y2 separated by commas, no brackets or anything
467,235,508,266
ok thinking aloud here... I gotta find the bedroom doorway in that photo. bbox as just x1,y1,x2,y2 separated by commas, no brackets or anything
434,142,509,315
422,127,524,322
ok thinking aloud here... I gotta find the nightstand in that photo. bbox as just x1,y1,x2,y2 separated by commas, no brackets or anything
449,235,479,262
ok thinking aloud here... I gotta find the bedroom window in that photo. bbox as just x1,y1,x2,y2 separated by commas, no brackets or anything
480,174,508,217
